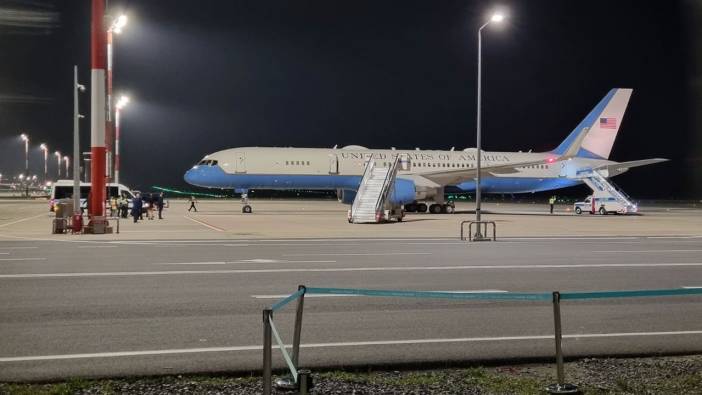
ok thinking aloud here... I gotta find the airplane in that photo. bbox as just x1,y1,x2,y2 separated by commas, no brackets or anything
184,88,668,215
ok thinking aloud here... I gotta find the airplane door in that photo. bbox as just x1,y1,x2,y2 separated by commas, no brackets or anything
235,152,246,173
399,153,411,171
329,154,339,174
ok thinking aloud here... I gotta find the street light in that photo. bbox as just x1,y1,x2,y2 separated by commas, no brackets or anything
39,143,49,182
106,14,128,182
110,14,127,34
473,11,505,241
115,95,129,184
20,133,29,174
63,156,70,178
54,151,62,179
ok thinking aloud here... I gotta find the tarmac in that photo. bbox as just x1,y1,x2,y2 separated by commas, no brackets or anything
0,199,701,381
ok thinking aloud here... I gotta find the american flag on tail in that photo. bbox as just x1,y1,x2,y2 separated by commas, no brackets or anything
599,117,617,129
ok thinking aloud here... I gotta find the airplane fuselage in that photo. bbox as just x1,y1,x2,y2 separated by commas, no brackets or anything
184,146,614,195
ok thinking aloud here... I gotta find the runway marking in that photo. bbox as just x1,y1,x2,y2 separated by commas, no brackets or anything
2,330,701,362
648,236,702,239
0,253,8,255
183,216,225,232
504,237,639,241
592,249,702,253
0,247,38,250
251,290,508,299
154,260,336,265
76,246,117,249
283,252,432,257
0,258,46,262
0,213,47,228
682,286,702,289
155,261,228,265
3,262,702,278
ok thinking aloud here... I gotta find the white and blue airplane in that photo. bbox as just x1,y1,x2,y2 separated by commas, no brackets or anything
184,88,667,213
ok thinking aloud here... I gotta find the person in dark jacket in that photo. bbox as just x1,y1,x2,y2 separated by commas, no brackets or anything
157,192,165,219
131,193,143,223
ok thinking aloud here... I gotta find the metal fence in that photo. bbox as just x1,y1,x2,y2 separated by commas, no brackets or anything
261,286,702,395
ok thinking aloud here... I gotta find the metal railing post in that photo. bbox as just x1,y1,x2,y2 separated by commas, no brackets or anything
547,291,578,394
298,369,311,395
553,291,564,384
263,309,273,395
292,285,306,369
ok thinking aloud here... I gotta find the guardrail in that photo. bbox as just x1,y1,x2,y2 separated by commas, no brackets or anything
460,220,496,241
261,286,702,395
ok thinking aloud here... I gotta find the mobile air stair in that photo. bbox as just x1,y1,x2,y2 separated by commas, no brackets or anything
581,170,638,214
348,156,406,223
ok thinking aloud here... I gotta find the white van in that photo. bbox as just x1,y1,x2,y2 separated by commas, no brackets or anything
49,180,135,212
574,196,628,215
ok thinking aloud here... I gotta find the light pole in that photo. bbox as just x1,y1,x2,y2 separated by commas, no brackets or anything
106,14,127,182
20,134,29,174
474,12,504,240
54,151,62,179
115,95,129,185
40,143,49,182
74,65,86,216
64,156,70,178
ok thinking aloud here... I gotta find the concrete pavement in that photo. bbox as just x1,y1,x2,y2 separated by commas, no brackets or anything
0,200,701,381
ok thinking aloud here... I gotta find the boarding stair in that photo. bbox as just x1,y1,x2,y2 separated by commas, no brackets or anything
581,170,637,213
349,157,402,223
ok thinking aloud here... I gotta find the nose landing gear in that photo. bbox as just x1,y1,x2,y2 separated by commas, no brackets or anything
240,191,253,213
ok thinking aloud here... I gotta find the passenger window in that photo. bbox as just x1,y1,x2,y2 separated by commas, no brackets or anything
307,161,310,165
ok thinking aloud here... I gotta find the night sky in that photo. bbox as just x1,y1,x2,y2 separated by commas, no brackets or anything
1,0,700,198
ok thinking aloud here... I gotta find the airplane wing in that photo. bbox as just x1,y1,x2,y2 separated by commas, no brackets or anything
419,158,557,186
593,158,669,174
420,127,593,186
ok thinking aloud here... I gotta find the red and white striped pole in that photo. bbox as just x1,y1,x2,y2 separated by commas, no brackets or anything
90,0,107,219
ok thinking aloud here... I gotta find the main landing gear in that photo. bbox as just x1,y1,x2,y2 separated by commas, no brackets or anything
404,202,455,214
241,192,253,214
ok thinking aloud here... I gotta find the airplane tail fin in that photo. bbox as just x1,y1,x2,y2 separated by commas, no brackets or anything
552,88,633,159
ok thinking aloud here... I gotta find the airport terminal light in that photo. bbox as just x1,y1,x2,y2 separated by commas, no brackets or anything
114,95,129,184
54,151,61,179
20,133,29,174
474,11,505,240
39,143,49,182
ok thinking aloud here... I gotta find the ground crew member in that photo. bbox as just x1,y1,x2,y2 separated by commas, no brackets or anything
188,196,198,212
131,193,143,223
549,195,556,214
109,197,117,217
157,192,165,219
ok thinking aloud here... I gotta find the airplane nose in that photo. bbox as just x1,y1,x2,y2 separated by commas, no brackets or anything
184,168,198,185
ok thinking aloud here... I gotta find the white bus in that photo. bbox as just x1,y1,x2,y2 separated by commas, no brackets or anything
49,180,135,212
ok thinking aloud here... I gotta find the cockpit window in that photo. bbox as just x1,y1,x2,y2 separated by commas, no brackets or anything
210,160,218,166
197,160,218,166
